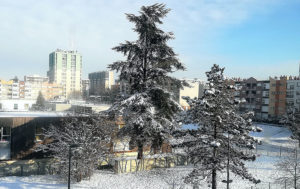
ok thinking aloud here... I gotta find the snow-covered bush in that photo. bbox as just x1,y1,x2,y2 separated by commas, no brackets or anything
37,114,113,182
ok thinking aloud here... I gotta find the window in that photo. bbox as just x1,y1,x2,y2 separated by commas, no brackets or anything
0,103,2,110
0,127,11,142
35,126,44,142
13,104,18,110
287,91,294,98
290,85,294,90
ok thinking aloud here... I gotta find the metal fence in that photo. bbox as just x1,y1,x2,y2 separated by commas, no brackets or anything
245,182,289,189
0,158,55,177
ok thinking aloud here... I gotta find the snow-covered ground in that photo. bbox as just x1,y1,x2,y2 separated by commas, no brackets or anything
0,157,283,189
0,123,294,189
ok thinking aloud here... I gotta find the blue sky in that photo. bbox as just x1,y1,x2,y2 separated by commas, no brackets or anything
0,0,300,80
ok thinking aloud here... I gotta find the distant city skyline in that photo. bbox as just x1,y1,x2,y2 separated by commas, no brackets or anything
1,0,300,81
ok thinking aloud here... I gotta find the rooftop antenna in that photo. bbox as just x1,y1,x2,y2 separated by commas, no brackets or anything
69,35,75,51
68,26,76,51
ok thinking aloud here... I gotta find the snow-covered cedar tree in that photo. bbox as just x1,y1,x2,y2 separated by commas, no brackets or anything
36,114,113,182
34,91,46,111
275,147,300,189
173,64,262,189
107,4,186,160
281,107,300,147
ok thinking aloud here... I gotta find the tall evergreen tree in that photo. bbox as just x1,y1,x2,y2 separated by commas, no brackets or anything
108,3,185,160
174,64,261,188
35,91,46,111
282,107,300,146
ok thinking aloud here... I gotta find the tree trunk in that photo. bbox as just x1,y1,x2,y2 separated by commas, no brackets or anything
295,148,297,189
137,142,143,160
227,133,230,189
212,168,217,189
227,156,230,189
212,123,217,189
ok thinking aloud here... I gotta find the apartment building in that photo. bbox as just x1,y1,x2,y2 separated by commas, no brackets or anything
11,79,20,99
0,80,13,99
48,49,82,98
81,79,90,99
269,76,287,119
286,76,300,111
0,76,63,101
19,81,25,99
179,79,206,109
234,77,270,120
24,75,48,83
24,75,63,100
88,71,114,96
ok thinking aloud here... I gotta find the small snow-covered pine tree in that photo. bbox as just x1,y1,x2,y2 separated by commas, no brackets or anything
175,64,261,189
35,91,46,111
37,115,113,182
282,107,300,146
108,3,185,160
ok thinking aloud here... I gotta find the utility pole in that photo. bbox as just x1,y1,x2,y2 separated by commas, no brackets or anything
68,144,79,189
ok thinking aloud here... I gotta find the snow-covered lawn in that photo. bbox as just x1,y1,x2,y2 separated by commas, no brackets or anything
0,156,283,189
0,123,293,189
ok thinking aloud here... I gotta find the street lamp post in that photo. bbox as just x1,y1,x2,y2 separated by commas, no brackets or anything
68,143,79,189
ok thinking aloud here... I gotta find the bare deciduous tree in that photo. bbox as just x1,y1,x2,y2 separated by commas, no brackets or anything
276,147,300,189
37,114,113,182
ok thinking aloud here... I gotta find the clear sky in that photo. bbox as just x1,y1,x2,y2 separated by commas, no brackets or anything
0,0,300,81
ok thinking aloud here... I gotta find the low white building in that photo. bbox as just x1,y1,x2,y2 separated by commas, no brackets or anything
0,99,36,111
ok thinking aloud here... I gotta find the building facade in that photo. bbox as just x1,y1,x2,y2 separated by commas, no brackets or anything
88,71,114,96
269,76,287,119
81,79,90,99
234,77,270,120
0,77,63,102
286,77,300,111
48,49,82,98
24,75,48,83
24,75,63,101
179,80,206,110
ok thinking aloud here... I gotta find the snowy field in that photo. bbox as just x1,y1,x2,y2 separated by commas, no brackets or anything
0,158,283,189
0,123,295,189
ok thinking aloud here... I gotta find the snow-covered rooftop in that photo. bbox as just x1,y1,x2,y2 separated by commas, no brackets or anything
0,111,67,118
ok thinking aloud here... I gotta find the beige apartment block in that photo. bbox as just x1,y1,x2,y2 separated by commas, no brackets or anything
179,80,206,109
0,76,63,101
0,80,13,99
269,76,287,118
